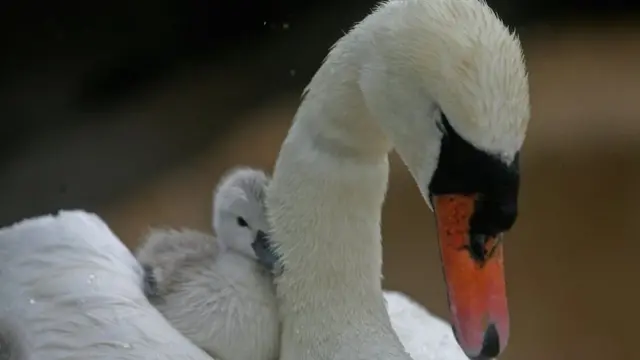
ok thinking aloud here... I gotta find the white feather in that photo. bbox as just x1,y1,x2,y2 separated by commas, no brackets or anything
135,229,279,360
0,211,213,360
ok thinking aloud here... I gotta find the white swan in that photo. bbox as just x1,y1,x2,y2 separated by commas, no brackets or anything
265,0,529,360
0,211,214,360
0,0,528,358
135,167,279,360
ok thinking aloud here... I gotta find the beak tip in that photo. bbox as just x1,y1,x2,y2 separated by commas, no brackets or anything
478,323,501,359
455,323,504,360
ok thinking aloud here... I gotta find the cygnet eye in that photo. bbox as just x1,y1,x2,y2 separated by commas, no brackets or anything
236,217,249,227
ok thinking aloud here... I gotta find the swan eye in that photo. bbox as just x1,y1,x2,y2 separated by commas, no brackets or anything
236,217,249,227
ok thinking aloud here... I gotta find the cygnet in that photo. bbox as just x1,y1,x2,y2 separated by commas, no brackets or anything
135,167,279,360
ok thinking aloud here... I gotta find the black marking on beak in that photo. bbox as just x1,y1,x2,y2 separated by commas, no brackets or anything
429,114,520,243
428,113,519,359
462,233,503,266
478,323,501,359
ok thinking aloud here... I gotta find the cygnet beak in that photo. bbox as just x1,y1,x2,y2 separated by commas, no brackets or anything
252,230,280,272
432,194,509,360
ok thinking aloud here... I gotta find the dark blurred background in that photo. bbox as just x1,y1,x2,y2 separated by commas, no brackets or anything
1,1,639,359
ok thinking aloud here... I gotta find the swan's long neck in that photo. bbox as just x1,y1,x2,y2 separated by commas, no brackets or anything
267,41,413,359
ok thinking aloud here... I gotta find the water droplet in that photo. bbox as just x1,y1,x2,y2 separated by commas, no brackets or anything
28,298,35,304
113,341,132,349
289,69,296,76
87,274,96,284
282,23,290,30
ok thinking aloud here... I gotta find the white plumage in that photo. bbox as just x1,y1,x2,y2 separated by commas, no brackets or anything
0,0,529,358
0,211,213,360
0,211,466,360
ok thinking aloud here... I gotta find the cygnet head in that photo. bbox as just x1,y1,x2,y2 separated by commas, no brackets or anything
212,167,272,262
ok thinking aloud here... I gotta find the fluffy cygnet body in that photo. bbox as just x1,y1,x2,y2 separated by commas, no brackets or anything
135,167,279,360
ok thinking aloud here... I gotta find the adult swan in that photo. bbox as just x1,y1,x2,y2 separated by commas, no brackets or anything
266,0,529,359
0,0,528,359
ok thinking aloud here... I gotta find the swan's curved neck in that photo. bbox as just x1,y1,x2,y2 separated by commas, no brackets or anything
272,64,391,294
267,49,415,358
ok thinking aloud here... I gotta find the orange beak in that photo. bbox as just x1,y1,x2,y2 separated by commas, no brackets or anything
433,194,509,359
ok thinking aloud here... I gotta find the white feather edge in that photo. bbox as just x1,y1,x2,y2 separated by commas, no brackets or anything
0,210,213,360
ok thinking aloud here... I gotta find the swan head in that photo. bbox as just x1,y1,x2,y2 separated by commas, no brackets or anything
353,1,529,358
213,167,273,264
